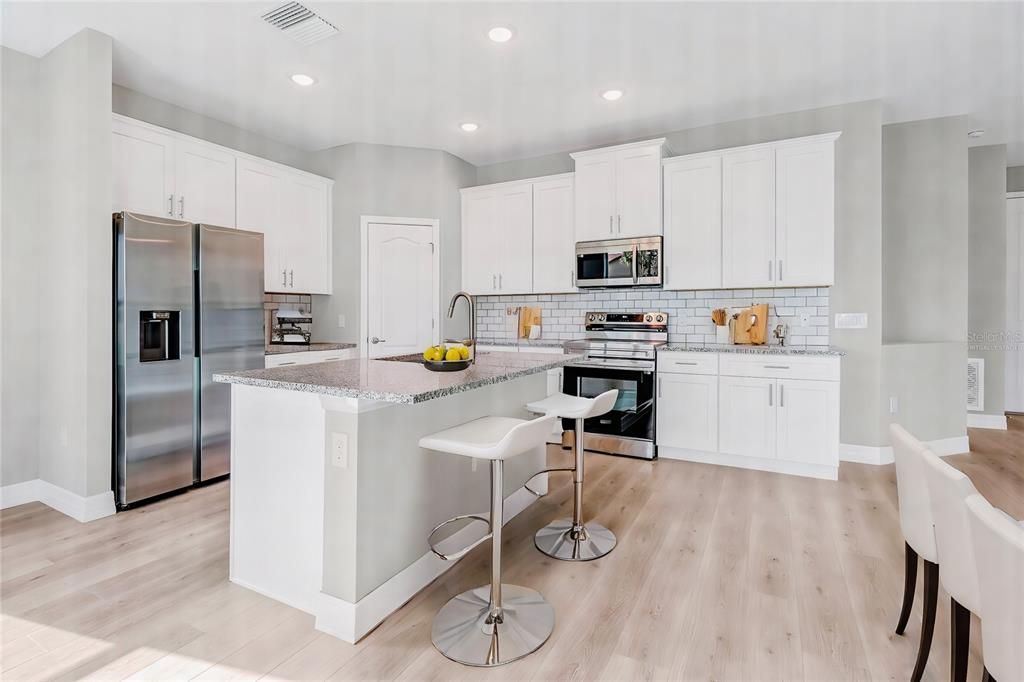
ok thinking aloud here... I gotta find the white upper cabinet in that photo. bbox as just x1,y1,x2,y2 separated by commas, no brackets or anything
532,174,575,293
113,115,333,296
722,146,776,288
174,137,236,226
460,181,533,295
775,138,836,286
112,117,175,217
496,183,534,294
663,154,723,290
461,188,500,294
571,139,666,242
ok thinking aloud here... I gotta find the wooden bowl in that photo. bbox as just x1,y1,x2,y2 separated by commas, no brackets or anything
423,359,471,372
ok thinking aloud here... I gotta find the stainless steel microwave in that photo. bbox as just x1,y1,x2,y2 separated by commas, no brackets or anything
575,236,663,288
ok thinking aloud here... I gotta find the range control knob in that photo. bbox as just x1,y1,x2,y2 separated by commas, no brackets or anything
587,314,595,322
655,314,665,323
644,314,653,322
598,314,606,322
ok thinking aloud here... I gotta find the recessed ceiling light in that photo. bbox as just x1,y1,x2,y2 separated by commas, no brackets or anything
601,89,624,101
460,122,479,132
290,74,316,86
488,26,514,43
967,129,985,138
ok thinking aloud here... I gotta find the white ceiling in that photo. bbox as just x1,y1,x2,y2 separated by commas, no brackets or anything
2,1,1022,166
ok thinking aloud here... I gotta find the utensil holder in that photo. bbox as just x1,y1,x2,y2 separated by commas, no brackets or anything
716,325,730,344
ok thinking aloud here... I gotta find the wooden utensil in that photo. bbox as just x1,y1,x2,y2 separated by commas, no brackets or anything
711,308,728,326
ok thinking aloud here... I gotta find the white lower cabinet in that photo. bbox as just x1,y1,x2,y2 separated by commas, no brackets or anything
265,348,357,369
657,373,718,453
657,351,840,480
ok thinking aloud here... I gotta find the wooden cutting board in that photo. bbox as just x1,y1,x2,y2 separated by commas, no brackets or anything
732,304,769,345
518,306,542,339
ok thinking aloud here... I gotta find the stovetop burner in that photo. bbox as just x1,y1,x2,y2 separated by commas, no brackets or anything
566,311,669,361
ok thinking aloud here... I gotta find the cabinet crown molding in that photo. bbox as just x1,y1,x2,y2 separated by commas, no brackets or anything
662,131,842,166
569,137,667,160
460,171,574,195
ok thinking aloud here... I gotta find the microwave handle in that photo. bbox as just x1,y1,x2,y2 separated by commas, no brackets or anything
632,243,639,284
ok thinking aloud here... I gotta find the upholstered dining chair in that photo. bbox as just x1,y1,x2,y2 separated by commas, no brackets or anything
965,494,1024,682
921,449,982,682
890,424,939,682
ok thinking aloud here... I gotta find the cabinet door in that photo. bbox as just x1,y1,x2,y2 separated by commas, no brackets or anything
461,189,500,294
532,176,575,293
497,183,534,294
722,147,775,288
718,375,776,459
775,140,835,286
615,145,663,237
236,158,286,290
663,155,722,289
775,379,839,466
284,176,332,294
112,118,175,217
174,137,236,227
574,153,617,242
657,373,719,452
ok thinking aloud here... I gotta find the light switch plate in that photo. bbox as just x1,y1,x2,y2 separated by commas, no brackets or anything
331,432,349,468
835,313,868,329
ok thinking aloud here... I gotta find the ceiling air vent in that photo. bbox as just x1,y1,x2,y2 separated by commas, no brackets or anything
262,2,339,46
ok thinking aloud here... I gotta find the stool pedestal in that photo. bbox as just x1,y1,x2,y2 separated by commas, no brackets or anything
534,418,617,561
431,459,555,666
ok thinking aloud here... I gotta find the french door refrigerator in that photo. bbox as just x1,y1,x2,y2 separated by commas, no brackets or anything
114,212,264,508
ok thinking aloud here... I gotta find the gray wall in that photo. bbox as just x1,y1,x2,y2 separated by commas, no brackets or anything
882,116,969,343
1,46,41,487
968,145,1008,418
306,143,477,346
112,85,318,173
880,342,967,441
475,100,887,447
1008,166,1024,192
35,29,114,498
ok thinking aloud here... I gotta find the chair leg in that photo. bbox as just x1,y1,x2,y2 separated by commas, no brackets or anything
982,667,996,682
896,542,918,635
950,598,970,682
910,559,939,682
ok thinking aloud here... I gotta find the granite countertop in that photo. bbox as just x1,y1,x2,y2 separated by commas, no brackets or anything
474,339,567,349
215,350,583,404
661,343,845,357
265,342,358,356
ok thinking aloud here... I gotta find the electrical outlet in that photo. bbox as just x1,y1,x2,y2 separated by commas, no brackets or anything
331,432,349,468
799,313,810,327
889,396,899,414
337,314,346,328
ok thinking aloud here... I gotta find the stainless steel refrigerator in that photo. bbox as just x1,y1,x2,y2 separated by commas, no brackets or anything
114,212,264,508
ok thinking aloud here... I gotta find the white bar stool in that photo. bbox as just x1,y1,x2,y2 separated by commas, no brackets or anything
419,413,557,667
525,389,619,561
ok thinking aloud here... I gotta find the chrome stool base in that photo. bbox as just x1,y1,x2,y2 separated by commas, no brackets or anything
534,519,617,561
431,584,555,667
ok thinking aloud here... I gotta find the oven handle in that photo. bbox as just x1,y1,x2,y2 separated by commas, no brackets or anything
567,360,655,371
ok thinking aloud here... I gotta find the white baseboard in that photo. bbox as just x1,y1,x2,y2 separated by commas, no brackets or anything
0,479,116,522
967,413,1008,430
840,434,971,465
659,446,838,481
314,485,539,644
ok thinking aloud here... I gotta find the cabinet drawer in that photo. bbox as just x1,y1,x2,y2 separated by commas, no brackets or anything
719,354,839,381
265,348,356,368
658,351,718,375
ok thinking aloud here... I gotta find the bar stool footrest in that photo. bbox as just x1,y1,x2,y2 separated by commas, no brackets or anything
427,514,491,561
522,466,575,498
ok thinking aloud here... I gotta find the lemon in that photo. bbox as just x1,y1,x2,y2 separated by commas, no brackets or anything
423,345,445,362
458,346,471,360
445,348,462,362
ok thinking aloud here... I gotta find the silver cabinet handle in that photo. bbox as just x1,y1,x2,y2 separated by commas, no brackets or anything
778,260,783,282
609,215,613,234
289,270,294,287
617,214,622,233
282,270,287,286
674,361,698,366
278,361,297,366
780,383,785,407
167,194,174,216
498,273,502,289
178,195,185,218
768,383,773,407
764,365,790,370
768,260,773,281
492,274,497,290
370,336,386,344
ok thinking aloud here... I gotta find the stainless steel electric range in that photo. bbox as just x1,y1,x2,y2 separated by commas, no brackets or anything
562,311,668,460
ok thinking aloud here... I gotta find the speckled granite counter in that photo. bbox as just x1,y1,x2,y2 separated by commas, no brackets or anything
661,343,845,357
215,350,581,404
475,339,567,350
265,342,357,356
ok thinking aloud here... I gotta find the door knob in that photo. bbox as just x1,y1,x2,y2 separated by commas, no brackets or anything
370,336,386,344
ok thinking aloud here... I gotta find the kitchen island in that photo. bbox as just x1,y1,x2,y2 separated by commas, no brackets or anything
213,350,577,643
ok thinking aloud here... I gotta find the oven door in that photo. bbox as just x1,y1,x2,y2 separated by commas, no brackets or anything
562,362,656,459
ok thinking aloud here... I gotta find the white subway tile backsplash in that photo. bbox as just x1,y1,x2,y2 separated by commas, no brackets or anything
474,286,830,349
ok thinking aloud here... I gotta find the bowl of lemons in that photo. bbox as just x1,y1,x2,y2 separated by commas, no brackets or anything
422,343,472,372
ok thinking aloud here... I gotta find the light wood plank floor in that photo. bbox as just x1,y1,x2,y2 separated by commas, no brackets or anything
2,417,1021,681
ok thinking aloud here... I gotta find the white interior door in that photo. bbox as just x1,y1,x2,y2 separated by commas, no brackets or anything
1008,198,1024,413
366,223,436,358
